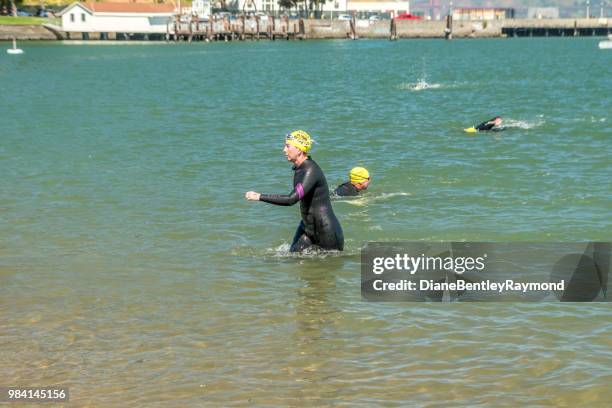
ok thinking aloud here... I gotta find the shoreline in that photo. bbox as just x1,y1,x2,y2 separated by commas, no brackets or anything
1,18,610,41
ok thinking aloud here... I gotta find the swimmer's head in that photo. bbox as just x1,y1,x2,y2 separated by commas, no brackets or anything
492,116,502,125
350,167,370,190
285,130,313,153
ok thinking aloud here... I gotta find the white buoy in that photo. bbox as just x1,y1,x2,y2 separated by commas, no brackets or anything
7,38,24,55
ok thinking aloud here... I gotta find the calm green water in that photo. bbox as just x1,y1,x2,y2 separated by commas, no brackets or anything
1,38,611,406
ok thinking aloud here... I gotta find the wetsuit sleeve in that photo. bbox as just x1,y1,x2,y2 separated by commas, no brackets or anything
475,121,491,131
259,190,300,206
333,184,344,197
260,165,318,206
475,117,497,131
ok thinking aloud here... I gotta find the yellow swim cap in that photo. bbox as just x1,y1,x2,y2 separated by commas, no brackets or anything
350,167,370,184
285,130,313,153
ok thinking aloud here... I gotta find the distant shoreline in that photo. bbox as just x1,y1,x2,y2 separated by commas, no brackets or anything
1,18,610,41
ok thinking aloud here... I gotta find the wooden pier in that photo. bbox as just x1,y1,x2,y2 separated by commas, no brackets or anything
168,15,305,42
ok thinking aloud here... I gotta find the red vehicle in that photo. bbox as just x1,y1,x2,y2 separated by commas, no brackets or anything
394,13,423,20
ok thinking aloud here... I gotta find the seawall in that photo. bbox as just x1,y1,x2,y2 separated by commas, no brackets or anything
1,18,609,42
0,25,59,40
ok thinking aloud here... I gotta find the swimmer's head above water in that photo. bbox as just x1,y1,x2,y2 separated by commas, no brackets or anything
284,130,313,165
350,167,370,190
332,167,370,197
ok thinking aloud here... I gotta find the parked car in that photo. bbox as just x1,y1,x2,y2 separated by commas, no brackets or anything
337,14,352,21
16,9,32,17
394,13,422,20
368,15,381,21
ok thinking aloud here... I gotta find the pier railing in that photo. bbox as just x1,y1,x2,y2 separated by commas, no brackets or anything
168,15,305,42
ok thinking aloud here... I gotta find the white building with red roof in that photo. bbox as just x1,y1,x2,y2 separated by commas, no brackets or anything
59,2,176,34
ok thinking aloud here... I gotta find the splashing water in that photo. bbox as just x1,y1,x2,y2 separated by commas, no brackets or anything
500,117,546,130
335,192,412,207
262,242,349,259
398,80,443,91
398,58,444,91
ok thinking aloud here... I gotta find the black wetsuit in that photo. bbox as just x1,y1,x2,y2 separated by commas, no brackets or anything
333,182,359,197
475,117,502,132
475,121,496,131
260,158,344,252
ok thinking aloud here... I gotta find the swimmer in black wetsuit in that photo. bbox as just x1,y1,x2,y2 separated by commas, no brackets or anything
475,116,503,131
333,167,370,197
245,130,344,253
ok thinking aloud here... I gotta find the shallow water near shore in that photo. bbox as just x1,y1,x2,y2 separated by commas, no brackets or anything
1,38,611,406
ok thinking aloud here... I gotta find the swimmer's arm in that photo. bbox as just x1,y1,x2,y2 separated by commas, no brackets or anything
476,117,498,131
245,190,296,205
258,190,300,206
475,121,489,130
256,168,317,206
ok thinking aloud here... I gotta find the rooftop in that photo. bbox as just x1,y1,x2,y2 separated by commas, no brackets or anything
79,2,175,13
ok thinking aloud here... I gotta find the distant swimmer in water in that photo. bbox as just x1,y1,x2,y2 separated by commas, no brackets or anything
245,130,344,253
464,116,503,133
333,167,370,197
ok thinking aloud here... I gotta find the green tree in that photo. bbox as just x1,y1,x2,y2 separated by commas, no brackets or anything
277,0,296,9
2,0,24,16
310,0,327,17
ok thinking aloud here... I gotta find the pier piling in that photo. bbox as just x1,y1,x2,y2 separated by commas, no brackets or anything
350,13,358,40
390,18,397,40
445,15,453,40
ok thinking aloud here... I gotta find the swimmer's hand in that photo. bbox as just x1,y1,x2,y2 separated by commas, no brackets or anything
245,191,261,201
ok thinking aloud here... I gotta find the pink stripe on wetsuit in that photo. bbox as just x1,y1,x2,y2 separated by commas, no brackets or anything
295,183,305,200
